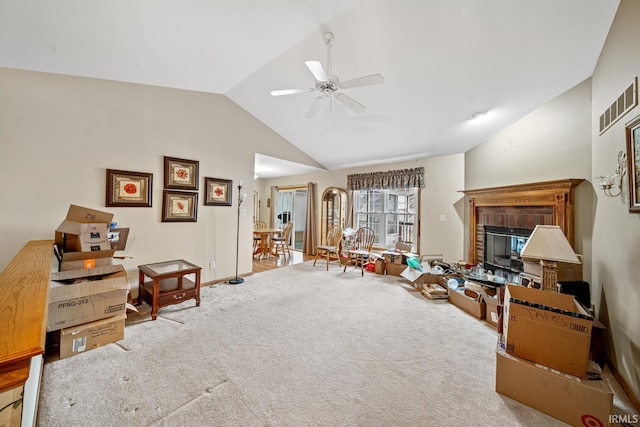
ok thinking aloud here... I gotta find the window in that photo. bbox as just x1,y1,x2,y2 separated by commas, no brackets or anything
353,188,418,250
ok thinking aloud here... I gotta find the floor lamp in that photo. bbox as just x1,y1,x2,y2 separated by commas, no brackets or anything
229,181,247,285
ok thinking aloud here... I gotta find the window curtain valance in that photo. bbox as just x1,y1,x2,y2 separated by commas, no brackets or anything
347,167,425,191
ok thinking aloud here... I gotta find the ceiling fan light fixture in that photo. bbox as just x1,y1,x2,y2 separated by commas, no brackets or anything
270,32,384,117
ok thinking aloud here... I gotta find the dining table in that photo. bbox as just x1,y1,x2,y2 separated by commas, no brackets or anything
253,227,282,259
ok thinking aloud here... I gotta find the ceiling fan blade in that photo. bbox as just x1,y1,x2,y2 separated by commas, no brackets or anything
270,88,313,96
339,73,384,89
335,93,366,114
305,60,328,82
305,97,325,119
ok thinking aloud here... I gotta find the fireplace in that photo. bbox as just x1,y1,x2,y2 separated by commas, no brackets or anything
462,179,584,265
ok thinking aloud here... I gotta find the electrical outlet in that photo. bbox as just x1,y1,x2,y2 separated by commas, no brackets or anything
440,214,446,222
209,261,215,269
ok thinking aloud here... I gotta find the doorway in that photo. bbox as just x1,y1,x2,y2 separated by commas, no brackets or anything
275,187,307,251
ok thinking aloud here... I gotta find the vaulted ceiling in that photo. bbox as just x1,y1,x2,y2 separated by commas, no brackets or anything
0,0,620,177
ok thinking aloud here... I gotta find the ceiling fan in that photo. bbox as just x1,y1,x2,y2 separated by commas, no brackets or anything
270,32,384,118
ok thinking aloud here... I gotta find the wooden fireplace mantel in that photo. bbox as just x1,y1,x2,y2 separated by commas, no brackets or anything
461,179,584,264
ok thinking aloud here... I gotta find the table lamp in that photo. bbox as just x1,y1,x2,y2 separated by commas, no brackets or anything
519,225,581,291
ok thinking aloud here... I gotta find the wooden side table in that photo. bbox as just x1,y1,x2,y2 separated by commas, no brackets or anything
137,259,201,320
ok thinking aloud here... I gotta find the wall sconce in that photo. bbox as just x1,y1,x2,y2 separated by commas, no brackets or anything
595,150,626,197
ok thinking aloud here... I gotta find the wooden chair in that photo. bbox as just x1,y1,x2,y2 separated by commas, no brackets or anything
343,227,375,276
272,222,293,260
313,225,343,270
253,221,267,255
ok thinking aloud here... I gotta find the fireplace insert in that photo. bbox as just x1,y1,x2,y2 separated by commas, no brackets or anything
483,226,532,276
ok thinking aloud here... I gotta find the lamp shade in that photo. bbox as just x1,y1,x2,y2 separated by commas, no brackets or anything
519,225,581,264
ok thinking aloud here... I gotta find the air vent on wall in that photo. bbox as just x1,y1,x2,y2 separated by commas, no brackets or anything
599,77,637,135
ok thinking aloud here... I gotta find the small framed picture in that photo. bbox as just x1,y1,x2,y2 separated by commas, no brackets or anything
204,177,233,206
162,190,198,222
626,114,640,212
106,169,153,207
164,156,199,190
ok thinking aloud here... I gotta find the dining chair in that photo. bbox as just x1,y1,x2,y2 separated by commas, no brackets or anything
272,222,293,260
253,221,267,254
343,227,375,276
313,225,343,270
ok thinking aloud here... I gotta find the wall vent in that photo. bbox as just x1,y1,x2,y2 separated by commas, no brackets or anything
599,77,638,135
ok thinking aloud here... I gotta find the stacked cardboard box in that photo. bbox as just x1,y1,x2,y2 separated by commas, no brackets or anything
502,284,592,378
496,348,613,426
496,284,613,426
49,205,130,359
379,244,422,276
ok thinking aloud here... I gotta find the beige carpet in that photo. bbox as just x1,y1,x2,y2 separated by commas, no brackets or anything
38,262,587,426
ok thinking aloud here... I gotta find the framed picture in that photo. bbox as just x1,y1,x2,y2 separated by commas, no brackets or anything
204,177,233,206
162,190,198,222
164,156,199,190
626,114,640,212
106,169,153,207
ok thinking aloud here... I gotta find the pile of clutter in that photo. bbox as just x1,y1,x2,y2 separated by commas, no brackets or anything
48,205,132,359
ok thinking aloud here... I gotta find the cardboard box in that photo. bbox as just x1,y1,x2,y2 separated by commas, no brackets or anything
448,288,486,319
496,349,613,426
77,223,111,252
108,227,130,251
384,262,406,276
381,247,419,266
382,251,404,265
503,284,593,378
421,282,448,300
59,249,115,271
59,313,126,359
484,294,500,327
48,264,129,331
375,258,384,274
399,261,446,284
523,256,583,282
55,204,114,252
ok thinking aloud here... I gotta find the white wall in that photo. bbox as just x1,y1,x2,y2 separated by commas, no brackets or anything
256,154,466,264
0,68,321,290
464,78,594,284
591,0,640,401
